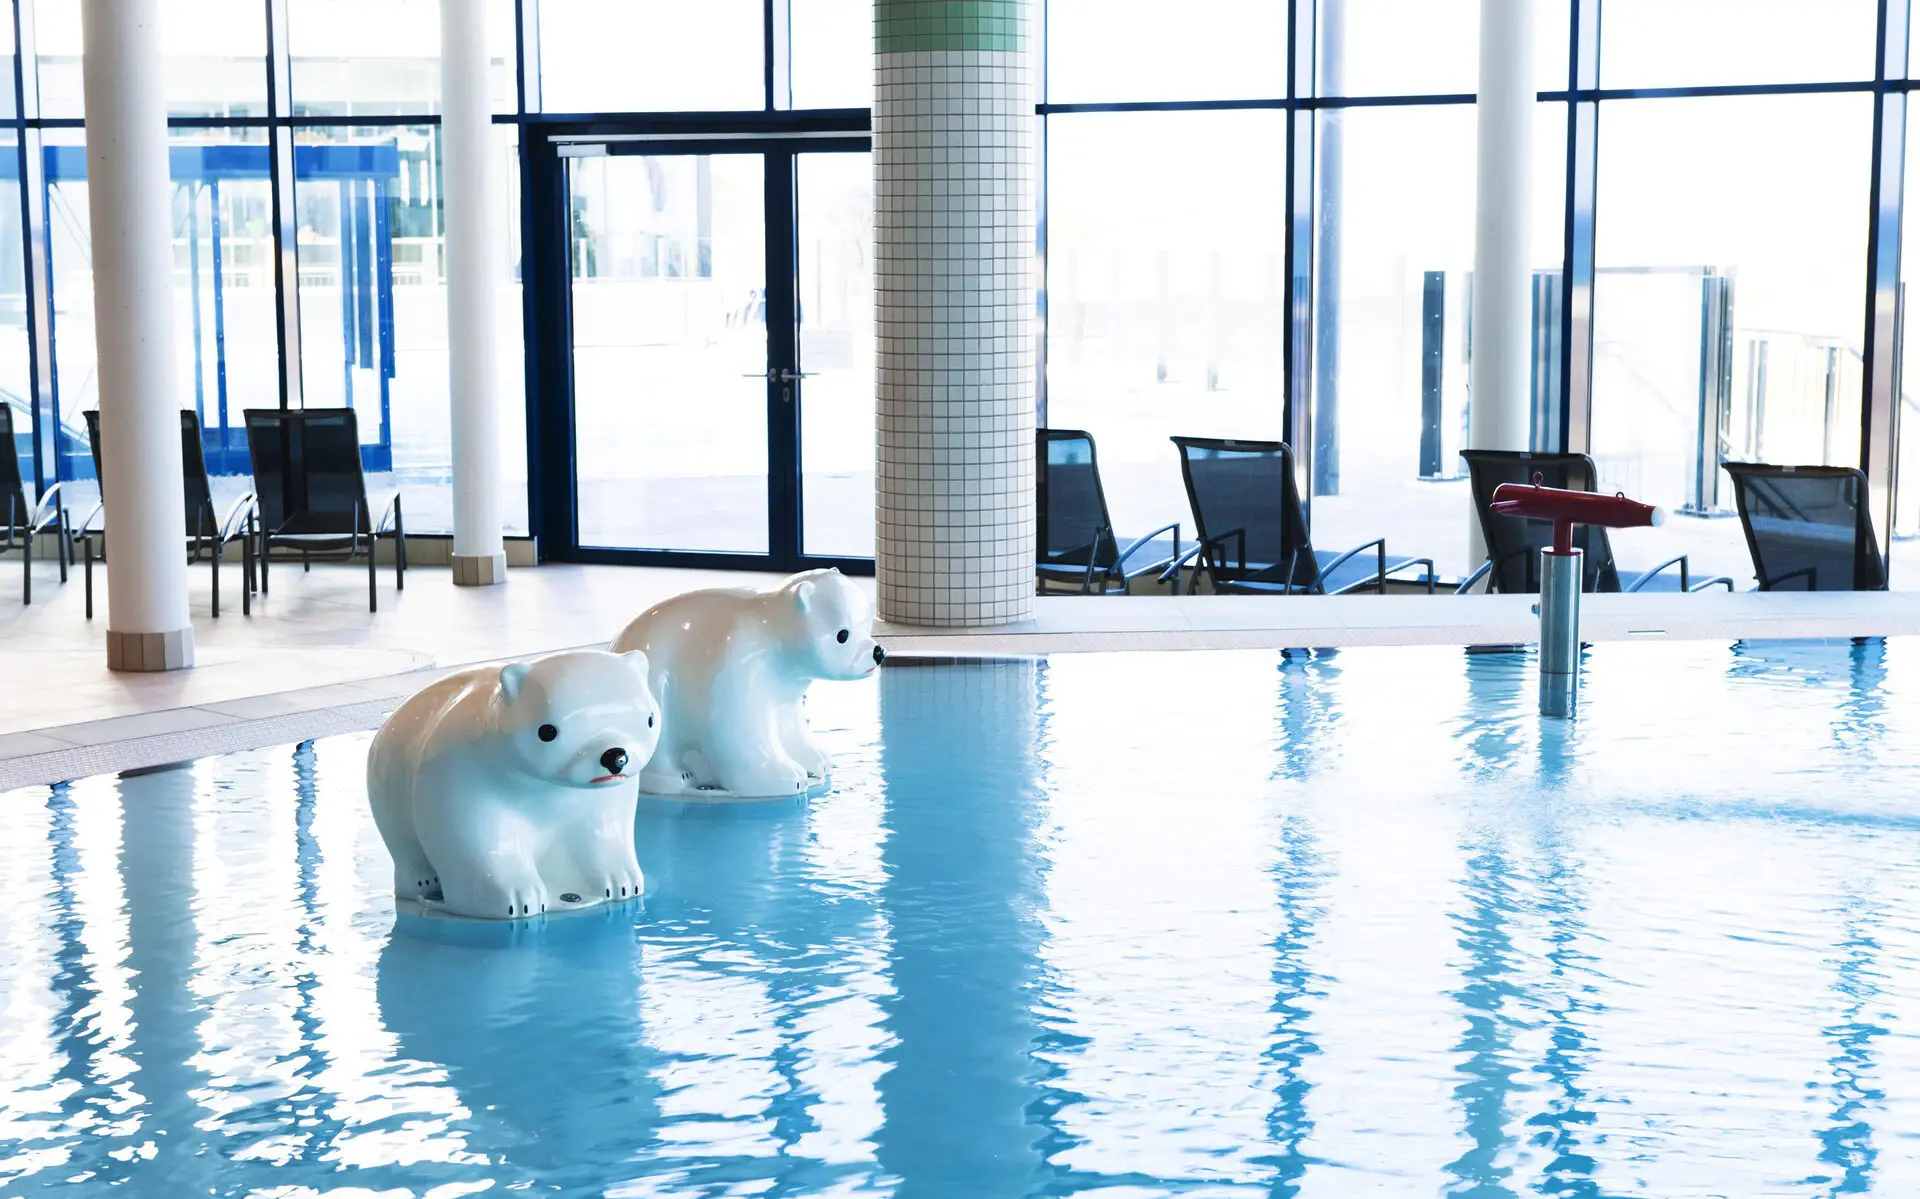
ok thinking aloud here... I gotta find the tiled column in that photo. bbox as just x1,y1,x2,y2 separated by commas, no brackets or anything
874,0,1037,627
84,0,194,671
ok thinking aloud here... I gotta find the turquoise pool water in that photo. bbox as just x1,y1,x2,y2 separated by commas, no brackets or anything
4,642,1920,1196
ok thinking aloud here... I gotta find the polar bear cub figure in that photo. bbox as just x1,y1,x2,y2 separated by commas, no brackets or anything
366,649,659,919
612,569,882,799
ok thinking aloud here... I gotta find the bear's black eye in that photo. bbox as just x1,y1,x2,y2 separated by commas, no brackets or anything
836,629,850,644
648,714,655,728
537,724,558,742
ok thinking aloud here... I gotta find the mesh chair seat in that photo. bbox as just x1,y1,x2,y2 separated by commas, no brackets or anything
245,407,406,612
81,409,257,618
1724,463,1886,591
1170,436,1434,596
0,403,70,604
1038,428,1180,595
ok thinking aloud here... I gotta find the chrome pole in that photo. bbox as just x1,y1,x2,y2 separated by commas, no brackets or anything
1538,547,1582,718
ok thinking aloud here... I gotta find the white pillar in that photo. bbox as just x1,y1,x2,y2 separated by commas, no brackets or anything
874,0,1037,627
1467,0,1536,570
441,0,507,586
83,0,193,671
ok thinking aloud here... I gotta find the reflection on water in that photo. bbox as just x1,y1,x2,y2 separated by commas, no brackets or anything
5,641,1920,1194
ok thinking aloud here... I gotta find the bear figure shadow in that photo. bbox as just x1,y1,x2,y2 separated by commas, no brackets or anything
375,907,662,1184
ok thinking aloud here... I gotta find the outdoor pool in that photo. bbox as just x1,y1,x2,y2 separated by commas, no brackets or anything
4,641,1920,1196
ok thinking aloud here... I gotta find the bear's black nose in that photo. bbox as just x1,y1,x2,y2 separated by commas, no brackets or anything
872,645,886,665
600,747,628,775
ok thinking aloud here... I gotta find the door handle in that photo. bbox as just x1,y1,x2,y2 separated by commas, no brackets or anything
741,368,813,383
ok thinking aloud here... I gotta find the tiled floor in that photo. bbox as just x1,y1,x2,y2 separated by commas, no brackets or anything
5,555,1920,789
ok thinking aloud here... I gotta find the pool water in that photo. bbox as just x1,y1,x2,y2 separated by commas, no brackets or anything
6,641,1920,1196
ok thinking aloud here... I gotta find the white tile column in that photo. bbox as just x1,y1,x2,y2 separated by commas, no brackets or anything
441,0,507,586
83,0,193,671
874,0,1037,627
1467,0,1536,567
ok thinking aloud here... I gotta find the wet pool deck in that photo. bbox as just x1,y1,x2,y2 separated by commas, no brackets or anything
2,559,1917,789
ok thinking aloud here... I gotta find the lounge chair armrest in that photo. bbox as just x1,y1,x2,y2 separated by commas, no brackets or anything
1114,522,1180,577
1157,541,1209,594
374,491,402,536
1688,574,1735,592
1316,538,1387,585
1624,554,1689,593
1385,556,1437,594
219,492,258,542
75,502,103,535
29,481,67,527
1454,559,1494,595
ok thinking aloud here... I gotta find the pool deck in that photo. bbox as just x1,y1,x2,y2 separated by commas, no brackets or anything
3,560,1918,789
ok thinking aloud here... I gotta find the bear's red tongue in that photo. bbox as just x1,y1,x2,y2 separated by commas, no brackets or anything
590,773,625,785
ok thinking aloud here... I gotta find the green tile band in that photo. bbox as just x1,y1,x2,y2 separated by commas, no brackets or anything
876,0,1026,53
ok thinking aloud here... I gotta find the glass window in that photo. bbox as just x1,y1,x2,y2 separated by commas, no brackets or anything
293,124,529,536
288,0,518,117
0,134,28,489
1602,0,1877,90
1044,110,1287,551
45,129,280,510
1590,94,1872,588
538,0,763,115
1891,110,1920,586
1045,0,1283,103
789,0,869,111
798,151,874,558
36,0,268,118
1308,103,1566,580
1318,0,1569,98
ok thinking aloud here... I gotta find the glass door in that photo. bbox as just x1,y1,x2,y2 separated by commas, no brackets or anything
568,149,771,554
549,134,873,571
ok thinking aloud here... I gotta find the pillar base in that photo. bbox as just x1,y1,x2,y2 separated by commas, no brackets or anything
452,552,508,587
106,627,194,672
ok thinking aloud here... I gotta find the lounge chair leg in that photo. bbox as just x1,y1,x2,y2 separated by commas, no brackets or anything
22,521,30,606
242,520,252,617
212,538,221,619
84,535,92,619
259,529,269,594
394,497,405,591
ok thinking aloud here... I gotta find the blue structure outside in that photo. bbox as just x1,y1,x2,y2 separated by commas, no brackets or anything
6,142,403,480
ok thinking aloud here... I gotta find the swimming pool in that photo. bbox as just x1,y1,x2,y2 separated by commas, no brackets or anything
4,641,1920,1196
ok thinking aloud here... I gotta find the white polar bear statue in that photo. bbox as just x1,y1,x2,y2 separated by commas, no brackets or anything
366,649,660,920
611,568,883,799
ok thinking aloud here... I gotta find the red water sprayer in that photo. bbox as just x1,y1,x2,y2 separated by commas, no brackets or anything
1486,473,1665,717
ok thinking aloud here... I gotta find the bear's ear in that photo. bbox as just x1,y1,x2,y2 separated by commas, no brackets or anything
792,578,816,614
499,662,532,704
620,648,650,677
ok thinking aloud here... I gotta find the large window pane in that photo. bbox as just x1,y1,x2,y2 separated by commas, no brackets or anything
1045,111,1286,550
539,0,763,114
294,124,529,536
1308,104,1565,580
36,0,267,118
798,152,874,558
0,135,28,489
1046,0,1283,103
1603,0,1877,90
288,0,518,117
569,153,769,553
1318,0,1568,98
46,130,280,510
1892,109,1920,585
789,0,870,110
1590,94,1871,587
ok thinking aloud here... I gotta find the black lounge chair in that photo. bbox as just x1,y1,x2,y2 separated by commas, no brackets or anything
1461,449,1732,593
1038,428,1180,594
0,403,69,604
1723,462,1887,591
1165,436,1435,595
244,407,404,612
80,409,257,619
